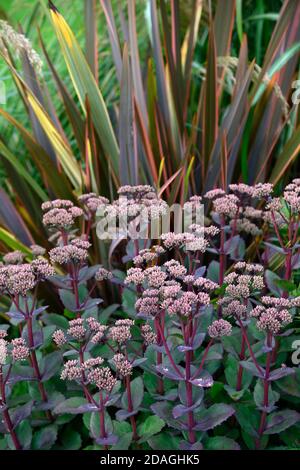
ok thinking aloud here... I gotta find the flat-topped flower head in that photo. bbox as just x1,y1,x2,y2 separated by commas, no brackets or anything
212,194,239,218
108,319,133,344
30,244,46,257
91,325,108,344
208,319,232,338
164,260,187,278
42,200,83,230
3,250,25,265
11,338,29,361
83,357,104,369
233,218,261,236
136,295,160,317
78,193,109,213
0,264,36,296
67,318,86,341
112,353,132,377
204,188,226,200
141,324,157,345
49,244,89,265
222,300,248,319
95,267,112,281
229,183,254,197
145,266,167,287
53,329,67,347
31,258,55,280
252,183,273,198
87,366,116,392
190,224,220,237
61,360,82,381
193,277,219,292
125,267,145,285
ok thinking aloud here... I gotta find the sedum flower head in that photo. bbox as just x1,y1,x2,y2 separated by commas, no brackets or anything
208,319,232,338
113,353,132,377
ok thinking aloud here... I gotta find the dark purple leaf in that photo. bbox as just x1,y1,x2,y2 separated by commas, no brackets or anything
95,434,118,446
264,242,285,254
240,361,265,379
6,311,24,321
83,298,103,312
59,289,76,311
177,345,193,352
179,440,203,450
49,275,72,290
151,402,188,431
152,344,165,353
121,376,144,410
78,265,101,283
195,266,206,278
224,235,241,255
190,371,214,388
268,367,295,382
54,397,97,415
32,306,49,317
116,409,138,421
193,404,235,431
172,398,203,419
11,400,34,429
41,352,62,382
8,365,35,384
192,333,206,350
105,394,121,407
265,410,300,434
131,358,148,367
264,270,282,296
156,364,185,381
152,389,178,402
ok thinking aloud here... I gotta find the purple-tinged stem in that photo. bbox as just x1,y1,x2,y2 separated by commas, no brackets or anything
218,216,226,318
99,391,108,450
237,319,264,376
27,315,54,422
125,375,138,441
154,316,164,395
185,350,196,444
155,321,184,378
0,366,22,450
256,333,272,449
236,333,246,391
192,339,213,379
79,345,91,403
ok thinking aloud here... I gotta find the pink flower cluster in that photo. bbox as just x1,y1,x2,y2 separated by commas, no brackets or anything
42,199,83,230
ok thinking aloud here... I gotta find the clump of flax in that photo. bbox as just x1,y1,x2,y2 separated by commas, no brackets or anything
197,55,289,121
0,20,43,75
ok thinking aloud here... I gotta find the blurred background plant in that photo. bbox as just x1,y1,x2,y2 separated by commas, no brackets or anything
0,0,299,273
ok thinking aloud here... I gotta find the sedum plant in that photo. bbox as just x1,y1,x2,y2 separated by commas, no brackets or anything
0,180,299,450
